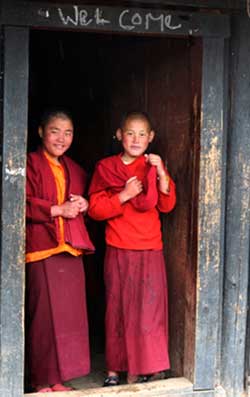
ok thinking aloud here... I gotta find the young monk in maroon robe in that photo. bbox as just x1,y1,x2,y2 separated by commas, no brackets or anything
26,109,94,393
88,111,176,386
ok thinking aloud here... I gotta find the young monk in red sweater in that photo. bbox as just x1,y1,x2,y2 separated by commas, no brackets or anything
26,109,94,393
88,111,176,386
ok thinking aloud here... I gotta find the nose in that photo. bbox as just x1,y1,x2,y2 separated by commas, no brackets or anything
57,132,64,142
133,133,139,143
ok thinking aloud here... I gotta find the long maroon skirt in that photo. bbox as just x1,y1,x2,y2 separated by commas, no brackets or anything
104,246,170,376
26,253,90,385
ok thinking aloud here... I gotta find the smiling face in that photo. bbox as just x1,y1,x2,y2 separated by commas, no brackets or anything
116,117,154,163
39,116,73,162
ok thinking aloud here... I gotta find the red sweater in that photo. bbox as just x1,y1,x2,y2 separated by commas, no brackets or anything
88,154,176,250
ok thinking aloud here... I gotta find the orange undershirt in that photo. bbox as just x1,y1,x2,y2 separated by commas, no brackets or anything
26,151,82,263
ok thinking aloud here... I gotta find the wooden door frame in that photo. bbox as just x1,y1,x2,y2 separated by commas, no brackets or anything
0,2,230,396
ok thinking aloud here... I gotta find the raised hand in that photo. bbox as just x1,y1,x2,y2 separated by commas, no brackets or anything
146,153,165,176
146,154,170,194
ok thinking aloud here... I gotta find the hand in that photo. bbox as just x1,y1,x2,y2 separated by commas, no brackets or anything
51,200,82,219
69,194,89,213
119,176,143,203
146,153,165,176
146,153,170,193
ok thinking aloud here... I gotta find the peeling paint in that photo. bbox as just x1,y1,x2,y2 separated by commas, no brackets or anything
200,135,222,206
4,166,25,182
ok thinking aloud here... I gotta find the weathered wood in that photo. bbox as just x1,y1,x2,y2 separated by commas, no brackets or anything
0,3,248,397
183,37,202,382
245,276,250,388
145,37,201,378
193,37,226,389
0,26,29,397
221,16,250,397
1,1,230,37
23,377,217,397
14,0,247,12
214,38,230,386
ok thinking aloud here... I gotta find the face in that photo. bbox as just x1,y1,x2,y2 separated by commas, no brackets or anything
39,116,73,162
116,118,154,163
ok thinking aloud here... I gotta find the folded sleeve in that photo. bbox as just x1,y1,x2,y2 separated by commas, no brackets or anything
26,157,54,223
157,177,176,213
88,190,124,221
26,196,53,223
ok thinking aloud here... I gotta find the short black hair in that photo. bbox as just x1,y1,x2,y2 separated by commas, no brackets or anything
39,108,74,130
120,111,152,130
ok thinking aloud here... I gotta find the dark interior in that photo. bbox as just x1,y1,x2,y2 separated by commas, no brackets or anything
28,29,202,382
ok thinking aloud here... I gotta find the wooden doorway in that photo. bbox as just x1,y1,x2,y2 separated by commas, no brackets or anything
0,4,229,396
27,29,202,387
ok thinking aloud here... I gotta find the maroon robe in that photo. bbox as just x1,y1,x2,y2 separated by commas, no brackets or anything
26,148,93,386
26,147,94,254
26,254,90,385
104,246,170,375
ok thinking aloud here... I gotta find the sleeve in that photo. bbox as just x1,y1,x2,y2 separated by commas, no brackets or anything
26,157,54,223
157,177,176,213
88,190,124,221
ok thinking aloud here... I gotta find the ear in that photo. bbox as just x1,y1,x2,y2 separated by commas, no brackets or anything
148,130,155,142
38,126,43,139
116,128,122,141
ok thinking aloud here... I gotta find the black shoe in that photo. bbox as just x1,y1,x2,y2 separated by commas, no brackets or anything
103,375,120,387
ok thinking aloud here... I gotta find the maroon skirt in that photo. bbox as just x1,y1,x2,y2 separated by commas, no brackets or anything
104,246,170,375
26,253,90,385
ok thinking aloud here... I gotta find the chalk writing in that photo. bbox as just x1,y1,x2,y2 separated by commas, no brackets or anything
38,8,50,18
58,7,110,27
57,6,182,33
119,9,182,31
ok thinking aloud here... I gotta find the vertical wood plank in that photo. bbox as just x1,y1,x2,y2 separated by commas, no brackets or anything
147,38,191,377
183,38,202,382
194,37,226,389
214,38,230,386
0,26,29,397
221,16,250,397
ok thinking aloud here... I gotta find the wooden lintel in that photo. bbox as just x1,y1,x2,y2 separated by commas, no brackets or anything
0,1,230,38
5,0,247,12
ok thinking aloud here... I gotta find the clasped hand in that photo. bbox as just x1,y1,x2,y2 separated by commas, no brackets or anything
51,194,89,219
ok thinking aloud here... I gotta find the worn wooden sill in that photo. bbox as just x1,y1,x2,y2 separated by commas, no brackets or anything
25,377,193,397
24,378,227,396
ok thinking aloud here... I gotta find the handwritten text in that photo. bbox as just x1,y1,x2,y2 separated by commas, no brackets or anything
57,6,182,33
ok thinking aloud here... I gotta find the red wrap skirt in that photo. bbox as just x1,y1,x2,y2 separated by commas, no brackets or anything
26,253,90,385
104,246,170,375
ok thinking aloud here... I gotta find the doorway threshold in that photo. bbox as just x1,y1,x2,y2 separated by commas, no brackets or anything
25,377,190,396
24,377,226,397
